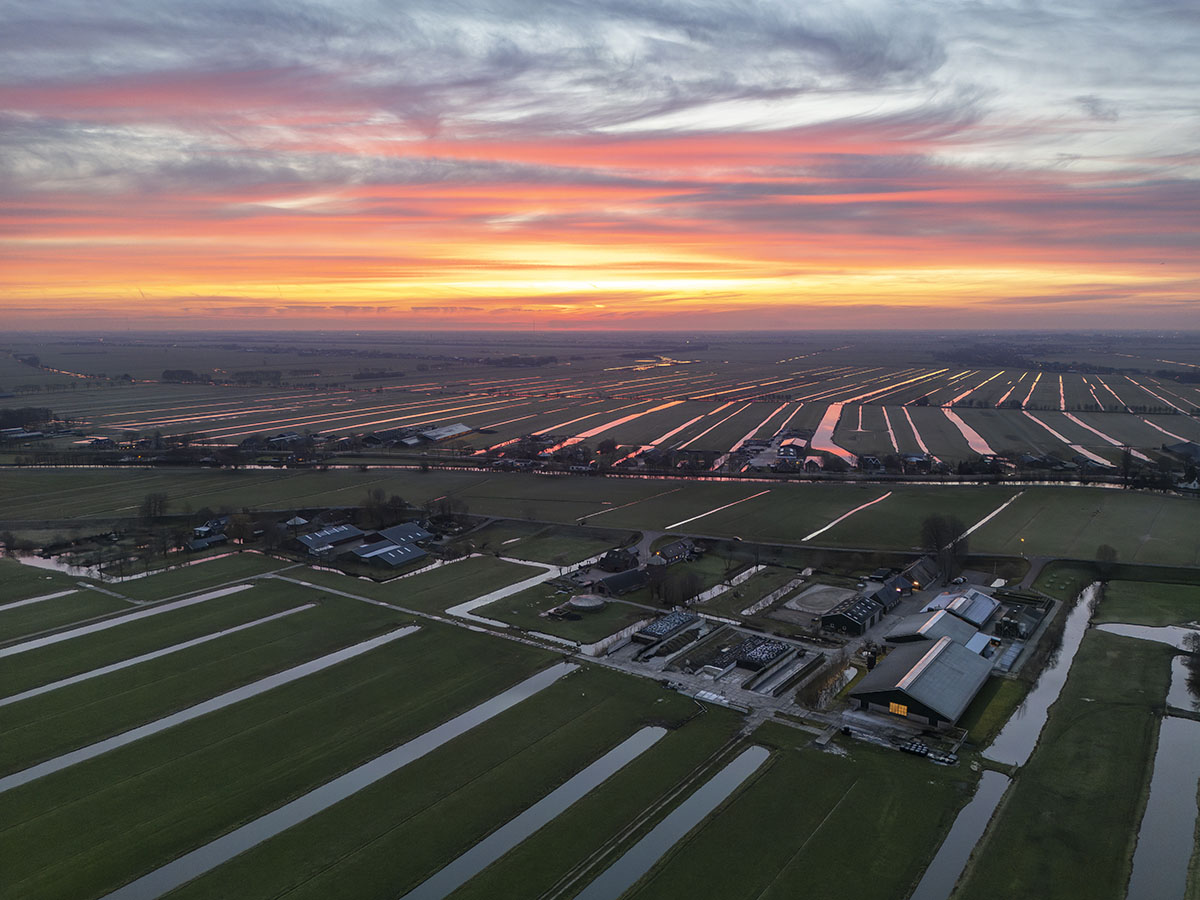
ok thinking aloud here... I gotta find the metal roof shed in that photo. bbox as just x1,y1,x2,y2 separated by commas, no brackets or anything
885,610,978,646
850,636,993,727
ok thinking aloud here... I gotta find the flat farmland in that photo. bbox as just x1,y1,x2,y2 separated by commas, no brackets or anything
832,405,896,458
0,589,132,641
285,555,545,613
971,487,1200,565
620,722,977,900
0,585,406,774
0,558,99,602
161,670,741,900
905,407,974,459
959,407,1076,457
812,486,1020,550
2,623,554,900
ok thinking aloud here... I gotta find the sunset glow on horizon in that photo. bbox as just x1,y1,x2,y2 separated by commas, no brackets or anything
3,1,1197,331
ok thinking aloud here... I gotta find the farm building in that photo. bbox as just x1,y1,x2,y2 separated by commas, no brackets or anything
376,523,433,545
596,568,650,596
596,548,638,572
296,524,364,555
902,555,941,590
849,636,994,727
869,573,914,611
419,422,473,442
885,610,978,646
821,595,884,635
358,543,428,568
924,588,1001,628
654,538,698,564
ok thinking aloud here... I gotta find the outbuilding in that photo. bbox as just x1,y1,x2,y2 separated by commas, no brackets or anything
885,610,979,646
821,595,884,635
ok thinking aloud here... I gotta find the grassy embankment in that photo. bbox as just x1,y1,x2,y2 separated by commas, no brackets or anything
1,625,554,900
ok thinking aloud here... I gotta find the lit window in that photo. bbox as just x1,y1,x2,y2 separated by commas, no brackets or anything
889,702,909,717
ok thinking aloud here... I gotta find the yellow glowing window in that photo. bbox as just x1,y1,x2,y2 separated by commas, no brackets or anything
889,702,909,717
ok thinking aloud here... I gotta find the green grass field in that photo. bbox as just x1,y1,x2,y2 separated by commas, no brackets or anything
0,589,132,642
974,487,1200,565
954,629,1173,900
477,583,653,642
114,552,287,601
621,722,978,900
956,677,1031,747
286,554,544,613
1,625,554,900
1092,580,1200,627
0,588,406,774
0,558,98,602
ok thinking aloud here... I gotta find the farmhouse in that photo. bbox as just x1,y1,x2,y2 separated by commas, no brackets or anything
654,538,698,564
821,595,883,635
849,636,993,727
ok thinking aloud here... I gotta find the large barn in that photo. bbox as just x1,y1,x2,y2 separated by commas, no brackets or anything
849,636,993,727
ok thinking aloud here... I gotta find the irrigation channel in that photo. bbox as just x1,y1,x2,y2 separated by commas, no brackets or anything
99,662,578,900
573,745,771,900
399,726,668,900
908,585,1099,900
0,625,419,793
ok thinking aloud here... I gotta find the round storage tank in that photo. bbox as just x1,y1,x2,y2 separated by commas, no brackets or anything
567,593,607,612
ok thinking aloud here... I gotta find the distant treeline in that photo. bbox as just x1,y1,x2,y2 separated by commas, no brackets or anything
482,355,557,367
0,406,54,429
161,369,207,383
352,370,406,380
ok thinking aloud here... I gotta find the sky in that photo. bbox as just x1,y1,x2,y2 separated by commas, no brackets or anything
2,0,1198,331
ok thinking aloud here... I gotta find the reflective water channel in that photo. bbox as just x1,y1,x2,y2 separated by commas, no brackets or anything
907,771,1012,900
400,726,668,900
1127,715,1200,900
984,584,1099,767
99,662,578,900
909,585,1099,900
0,625,420,794
1096,622,1199,651
574,745,770,900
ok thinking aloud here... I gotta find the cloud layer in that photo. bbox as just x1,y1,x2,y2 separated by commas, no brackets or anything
2,0,1197,328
